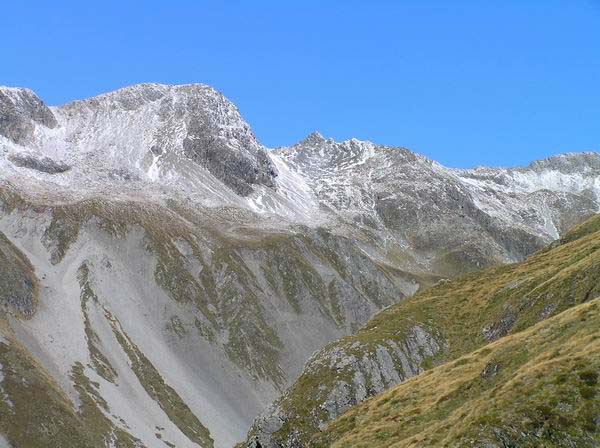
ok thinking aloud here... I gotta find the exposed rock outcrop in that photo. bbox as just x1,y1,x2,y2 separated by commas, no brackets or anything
8,153,70,174
0,231,39,317
0,87,57,145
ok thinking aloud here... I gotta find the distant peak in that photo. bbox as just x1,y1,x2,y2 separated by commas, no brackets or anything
0,85,36,95
300,131,326,145
105,82,216,97
526,151,600,173
58,82,229,112
0,86,43,105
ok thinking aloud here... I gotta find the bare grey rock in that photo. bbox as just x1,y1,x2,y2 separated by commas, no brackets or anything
278,137,600,278
8,153,70,174
482,313,517,342
0,231,38,317
59,83,278,197
527,152,600,174
480,362,501,379
0,87,57,145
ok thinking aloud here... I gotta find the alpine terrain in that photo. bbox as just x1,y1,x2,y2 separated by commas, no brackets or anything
245,214,600,447
0,83,598,447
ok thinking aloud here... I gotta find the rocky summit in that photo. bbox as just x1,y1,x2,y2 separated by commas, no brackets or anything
0,83,598,447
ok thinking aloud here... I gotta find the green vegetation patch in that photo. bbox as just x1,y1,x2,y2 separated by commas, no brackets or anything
0,319,141,447
77,263,118,383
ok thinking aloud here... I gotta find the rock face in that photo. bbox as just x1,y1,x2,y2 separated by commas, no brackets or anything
0,87,57,145
311,325,444,425
1,84,277,200
0,83,597,447
8,153,71,174
0,231,39,317
247,325,444,447
0,194,414,448
58,83,278,196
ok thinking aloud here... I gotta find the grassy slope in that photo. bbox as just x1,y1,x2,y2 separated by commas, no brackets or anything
317,297,600,447
355,213,600,361
249,214,600,445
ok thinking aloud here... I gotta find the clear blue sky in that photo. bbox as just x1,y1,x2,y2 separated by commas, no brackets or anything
2,1,599,168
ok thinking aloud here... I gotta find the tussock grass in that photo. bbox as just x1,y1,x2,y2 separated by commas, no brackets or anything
318,298,600,447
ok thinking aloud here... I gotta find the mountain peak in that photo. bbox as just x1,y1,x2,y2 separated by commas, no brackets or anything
301,131,325,145
1,83,278,197
526,151,600,173
0,85,37,98
2,83,600,448
61,82,229,114
0,85,58,145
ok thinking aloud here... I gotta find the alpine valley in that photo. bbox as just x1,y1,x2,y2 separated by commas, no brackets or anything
0,83,598,448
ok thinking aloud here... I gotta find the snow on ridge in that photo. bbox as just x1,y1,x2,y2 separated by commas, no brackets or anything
1,83,598,227
0,85,38,101
273,129,599,231
53,82,219,108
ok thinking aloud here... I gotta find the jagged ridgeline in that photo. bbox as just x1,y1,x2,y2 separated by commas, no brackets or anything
0,83,598,447
245,214,600,447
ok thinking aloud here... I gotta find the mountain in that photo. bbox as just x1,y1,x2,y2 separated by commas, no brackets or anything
0,83,598,447
244,214,600,447
278,134,598,276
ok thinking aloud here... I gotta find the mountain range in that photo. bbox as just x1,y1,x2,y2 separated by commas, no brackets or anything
0,83,598,447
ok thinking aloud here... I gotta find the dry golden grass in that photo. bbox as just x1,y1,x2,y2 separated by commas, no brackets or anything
318,298,600,447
